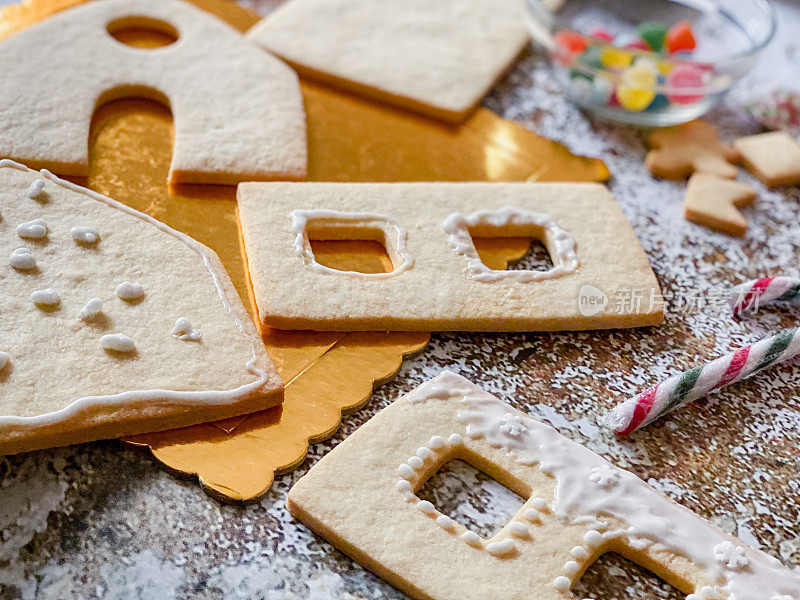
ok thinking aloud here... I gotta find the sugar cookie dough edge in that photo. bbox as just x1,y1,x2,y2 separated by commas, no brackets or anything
0,158,282,428
247,17,530,124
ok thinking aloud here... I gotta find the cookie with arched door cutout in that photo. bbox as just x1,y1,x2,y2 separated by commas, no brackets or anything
0,0,306,184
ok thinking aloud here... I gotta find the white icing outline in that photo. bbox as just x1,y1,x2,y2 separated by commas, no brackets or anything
289,209,414,280
405,371,800,600
394,428,544,558
441,207,579,283
0,159,272,426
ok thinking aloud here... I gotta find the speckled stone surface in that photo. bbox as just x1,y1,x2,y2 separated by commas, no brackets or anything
1,1,799,599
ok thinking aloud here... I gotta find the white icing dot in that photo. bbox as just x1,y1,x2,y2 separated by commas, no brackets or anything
563,560,579,576
446,433,462,446
570,546,589,560
416,500,436,516
27,178,45,199
523,508,540,523
552,576,571,591
71,226,100,244
395,480,412,493
461,531,481,547
436,515,455,531
531,497,548,511
686,595,703,600
100,333,136,353
0,352,10,370
583,530,603,547
30,288,60,307
629,536,650,550
416,447,433,460
508,522,529,539
398,464,414,479
407,456,424,470
592,521,608,533
171,317,201,341
116,281,144,301
9,247,36,270
699,586,718,598
428,435,445,449
79,298,103,320
485,539,516,556
16,218,47,239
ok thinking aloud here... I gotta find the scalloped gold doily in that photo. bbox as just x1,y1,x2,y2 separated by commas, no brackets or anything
1,0,609,503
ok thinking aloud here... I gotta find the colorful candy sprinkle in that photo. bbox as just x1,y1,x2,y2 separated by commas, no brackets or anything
554,18,706,116
623,39,651,51
554,30,587,55
600,46,633,69
637,21,668,53
666,21,696,54
589,27,614,43
616,62,657,111
666,63,705,104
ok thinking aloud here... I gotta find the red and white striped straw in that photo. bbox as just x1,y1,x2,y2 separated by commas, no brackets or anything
729,276,800,315
605,276,800,436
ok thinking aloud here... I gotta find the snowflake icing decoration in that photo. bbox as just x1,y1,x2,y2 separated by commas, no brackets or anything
498,413,527,437
713,541,749,571
588,464,620,489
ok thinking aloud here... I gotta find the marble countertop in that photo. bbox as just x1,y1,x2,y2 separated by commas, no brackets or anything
1,1,799,599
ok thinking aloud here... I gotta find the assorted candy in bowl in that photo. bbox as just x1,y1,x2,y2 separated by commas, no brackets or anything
527,0,776,126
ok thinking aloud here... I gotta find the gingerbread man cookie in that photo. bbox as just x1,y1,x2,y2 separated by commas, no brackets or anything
646,120,739,180
683,173,757,237
734,131,800,187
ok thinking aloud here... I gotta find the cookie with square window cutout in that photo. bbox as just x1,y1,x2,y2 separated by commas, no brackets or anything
288,371,800,600
237,182,663,331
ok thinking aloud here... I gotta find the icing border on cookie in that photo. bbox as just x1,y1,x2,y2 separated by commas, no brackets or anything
395,431,538,558
441,208,579,283
0,158,273,426
405,372,800,600
289,209,414,279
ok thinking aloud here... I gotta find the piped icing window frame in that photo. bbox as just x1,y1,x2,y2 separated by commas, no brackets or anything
290,210,414,279
237,182,664,331
441,207,579,283
287,372,800,600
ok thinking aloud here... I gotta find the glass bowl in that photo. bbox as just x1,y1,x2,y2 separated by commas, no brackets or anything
525,0,776,126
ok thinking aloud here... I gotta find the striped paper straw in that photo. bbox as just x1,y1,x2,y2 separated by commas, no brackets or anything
605,327,800,435
729,276,800,315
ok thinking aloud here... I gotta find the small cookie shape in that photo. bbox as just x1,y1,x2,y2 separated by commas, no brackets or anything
247,0,530,123
0,0,306,184
0,160,283,455
683,173,757,236
237,182,664,331
734,131,800,187
646,120,739,180
288,372,800,600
